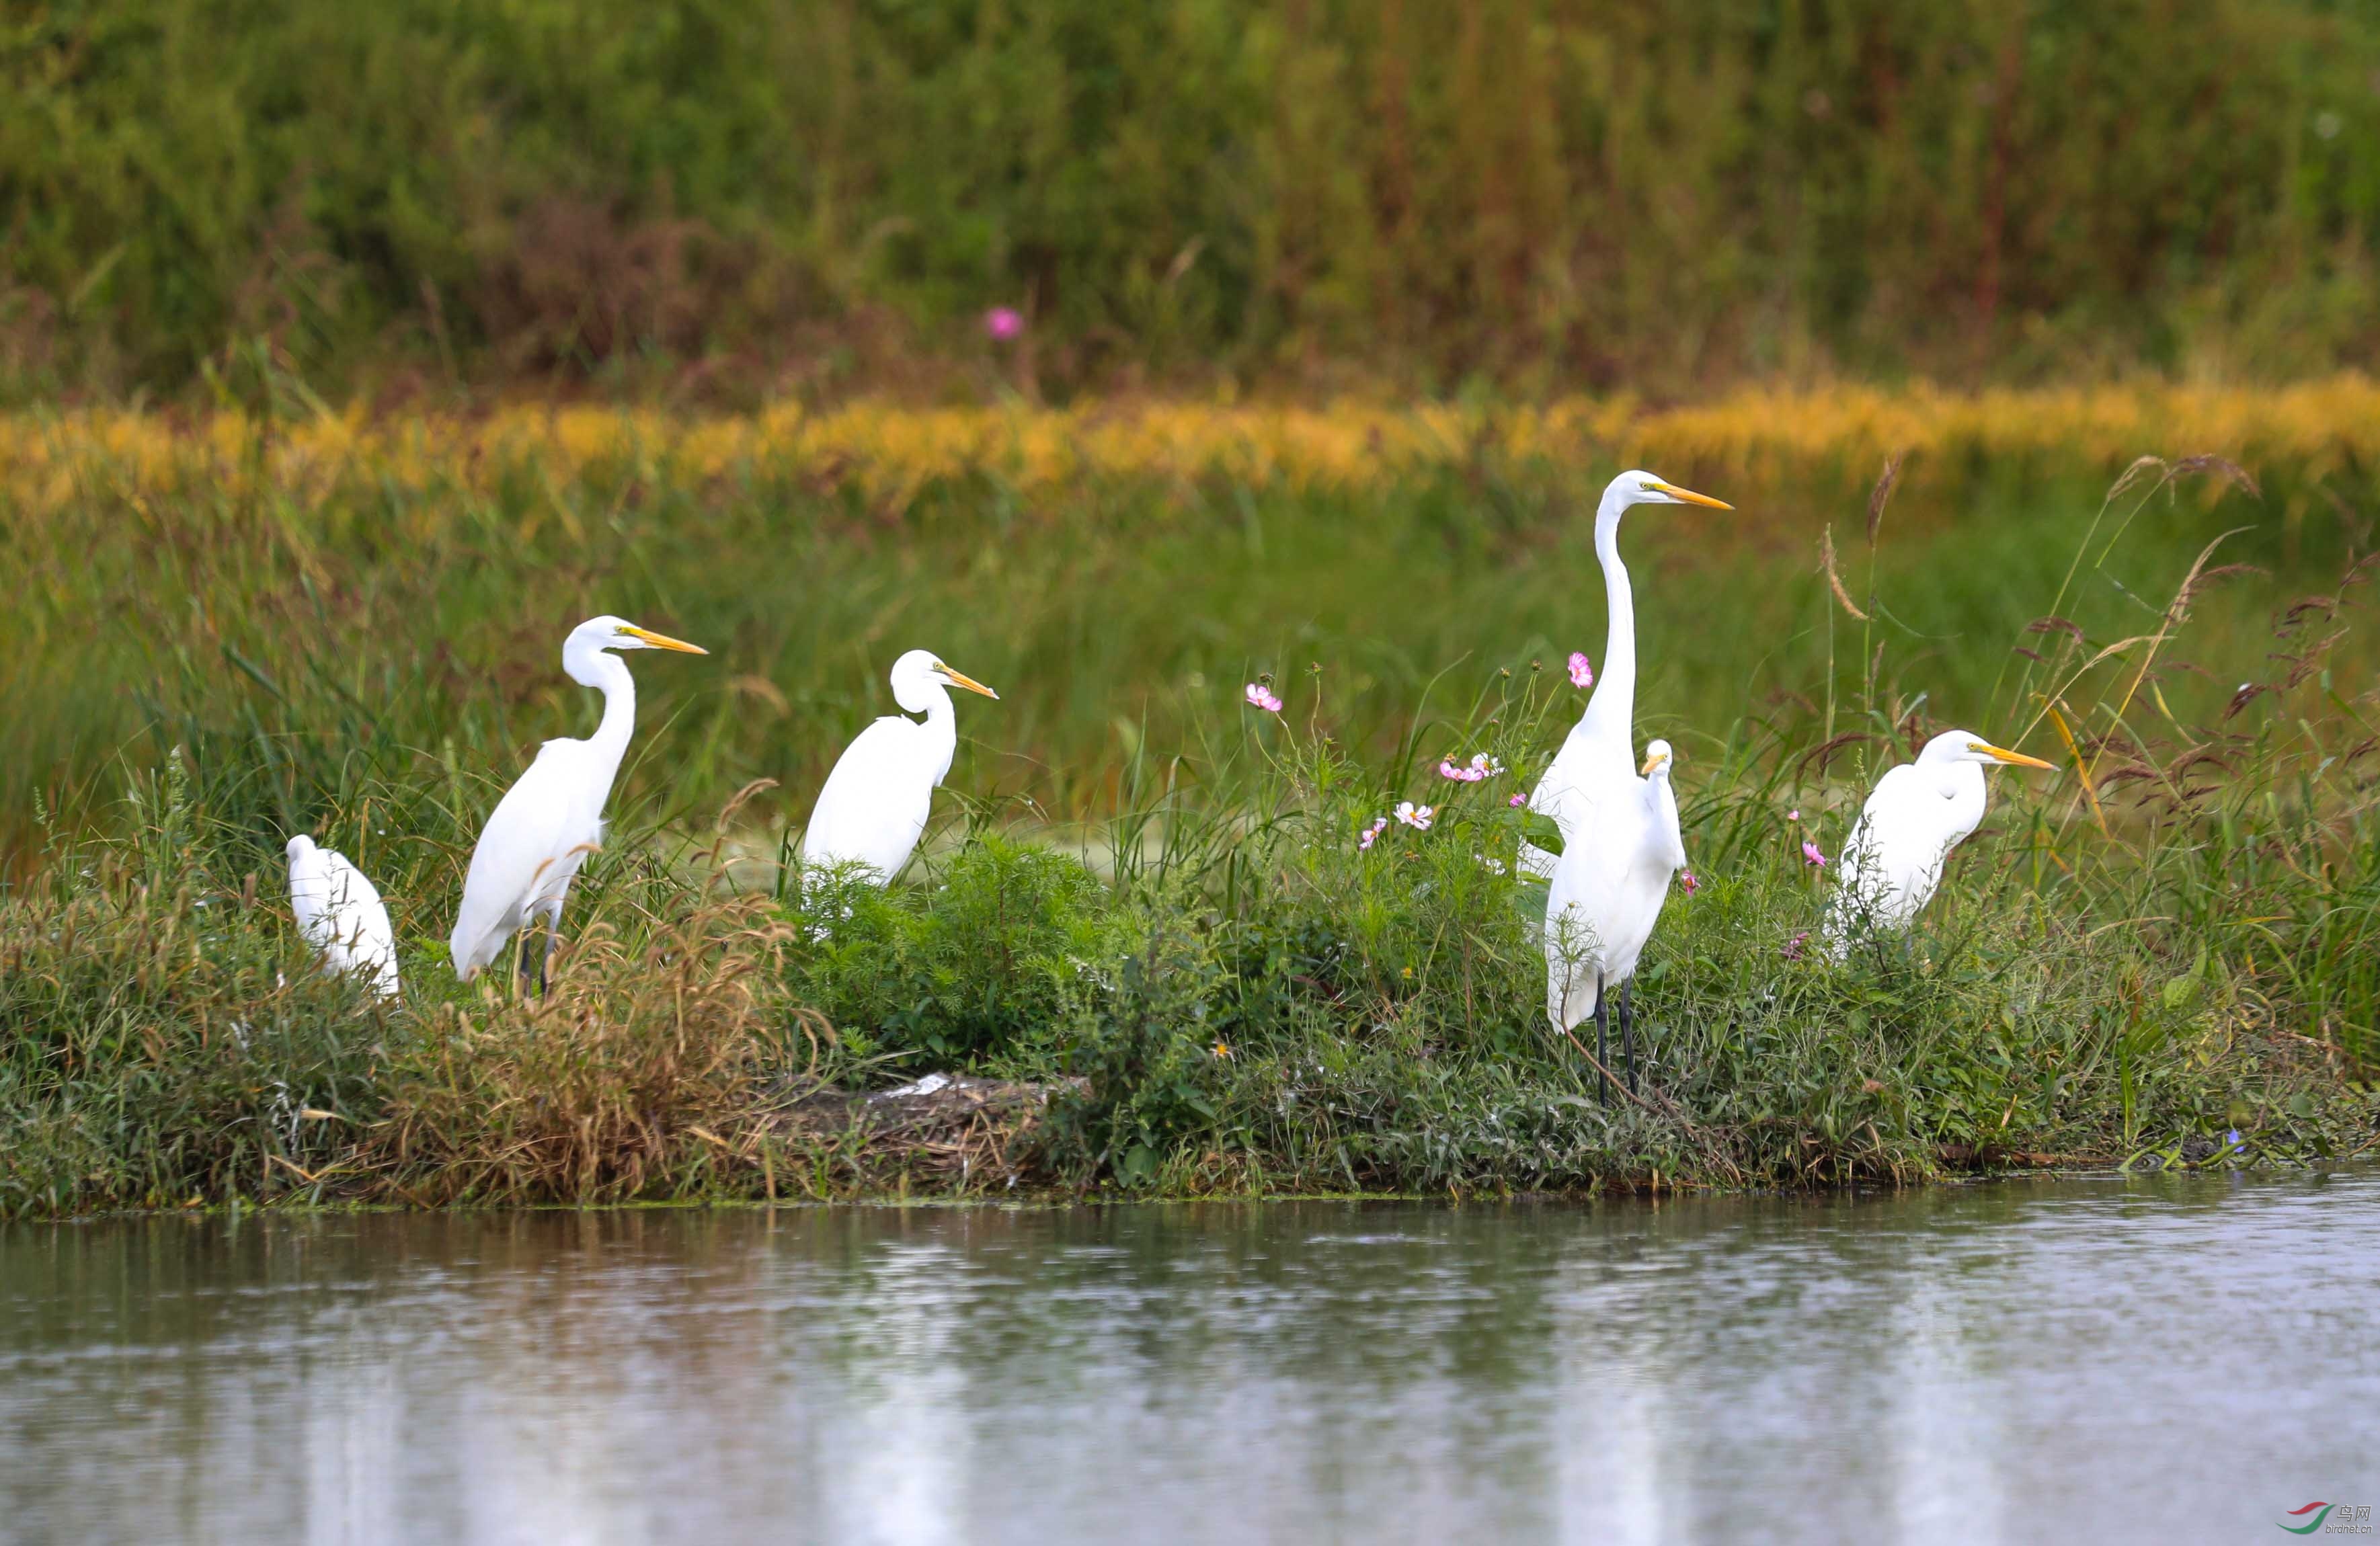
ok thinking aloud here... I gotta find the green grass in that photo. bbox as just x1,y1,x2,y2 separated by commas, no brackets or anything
1,440,2376,1215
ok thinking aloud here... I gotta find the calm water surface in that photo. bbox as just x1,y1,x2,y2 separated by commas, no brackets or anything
1,1172,2376,1544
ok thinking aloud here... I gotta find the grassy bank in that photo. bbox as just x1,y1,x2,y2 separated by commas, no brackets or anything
1,395,2377,1215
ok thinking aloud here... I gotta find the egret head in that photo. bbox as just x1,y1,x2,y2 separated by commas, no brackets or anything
571,615,708,656
1920,729,2055,770
1605,469,1733,514
1639,739,1677,779
285,833,315,863
889,648,1000,713
561,615,705,685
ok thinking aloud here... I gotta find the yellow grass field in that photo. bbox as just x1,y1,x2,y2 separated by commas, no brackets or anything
9,377,2380,505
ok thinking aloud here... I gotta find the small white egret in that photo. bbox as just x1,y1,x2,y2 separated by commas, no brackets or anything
285,835,401,1000
800,649,999,883
449,615,707,989
1546,739,1688,1097
1824,730,2055,950
1523,470,1733,879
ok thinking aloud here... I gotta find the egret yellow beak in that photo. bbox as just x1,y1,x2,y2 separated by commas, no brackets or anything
619,625,707,654
1648,480,1733,511
1973,742,2055,770
1639,751,1671,775
936,664,1000,700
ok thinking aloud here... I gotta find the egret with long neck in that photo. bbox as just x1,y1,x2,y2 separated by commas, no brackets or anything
1523,471,1732,877
449,615,707,989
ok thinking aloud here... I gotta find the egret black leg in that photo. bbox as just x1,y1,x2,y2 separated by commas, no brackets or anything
1593,971,1610,1105
1619,981,1636,1095
516,930,537,996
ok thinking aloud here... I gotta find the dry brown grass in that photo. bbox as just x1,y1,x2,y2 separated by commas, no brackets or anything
758,1074,1078,1198
373,893,809,1205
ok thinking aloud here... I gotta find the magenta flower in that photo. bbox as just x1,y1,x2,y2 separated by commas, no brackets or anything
1395,801,1435,831
1438,754,1501,782
1567,651,1594,689
984,307,1024,341
1679,870,1700,895
1244,682,1282,713
1357,816,1389,852
1802,840,1829,868
1509,792,1528,808
1782,929,1811,961
1786,808,1800,822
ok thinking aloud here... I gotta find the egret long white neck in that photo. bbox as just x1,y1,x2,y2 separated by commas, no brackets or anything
1572,493,1637,769
917,685,958,778
575,648,639,778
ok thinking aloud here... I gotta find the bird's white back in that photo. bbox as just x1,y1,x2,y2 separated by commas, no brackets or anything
801,715,941,881
450,738,602,977
1831,761,1986,938
287,838,401,1000
1543,764,1675,1028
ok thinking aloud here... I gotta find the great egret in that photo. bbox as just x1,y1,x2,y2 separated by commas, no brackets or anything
449,615,707,988
285,835,401,1000
1824,730,2055,950
800,649,1000,883
1546,739,1688,1096
1523,470,1733,879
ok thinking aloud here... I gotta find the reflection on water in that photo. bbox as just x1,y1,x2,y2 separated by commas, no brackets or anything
2,1172,2377,1543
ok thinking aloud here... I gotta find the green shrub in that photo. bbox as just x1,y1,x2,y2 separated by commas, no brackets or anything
789,836,1122,1070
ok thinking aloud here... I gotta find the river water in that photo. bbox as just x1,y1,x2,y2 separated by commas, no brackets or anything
1,1170,2375,1544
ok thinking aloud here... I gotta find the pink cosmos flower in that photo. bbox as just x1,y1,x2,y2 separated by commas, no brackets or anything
1786,809,1800,822
1395,801,1435,831
984,307,1025,341
1567,651,1594,689
1782,929,1811,961
1439,760,1478,782
1509,792,1528,808
1244,682,1282,713
1802,840,1828,868
1679,870,1700,895
1358,816,1389,852
1471,754,1504,777
1438,754,1502,782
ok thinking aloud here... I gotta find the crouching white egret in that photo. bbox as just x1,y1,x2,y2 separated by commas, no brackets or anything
801,649,999,883
1824,730,2055,950
1546,738,1687,1098
1523,470,1733,880
450,616,707,989
286,835,401,1000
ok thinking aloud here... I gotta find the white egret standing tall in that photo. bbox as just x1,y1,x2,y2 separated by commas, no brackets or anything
801,649,1000,883
1823,729,2054,951
449,615,707,989
1546,738,1688,1097
286,835,401,1001
1523,470,1733,879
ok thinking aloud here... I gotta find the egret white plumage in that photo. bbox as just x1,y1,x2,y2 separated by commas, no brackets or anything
285,835,401,1000
1823,730,2055,950
449,615,707,989
800,649,999,883
1546,737,1689,1096
1523,470,1733,880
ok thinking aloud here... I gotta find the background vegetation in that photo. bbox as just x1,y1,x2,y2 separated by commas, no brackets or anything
7,1,2380,401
